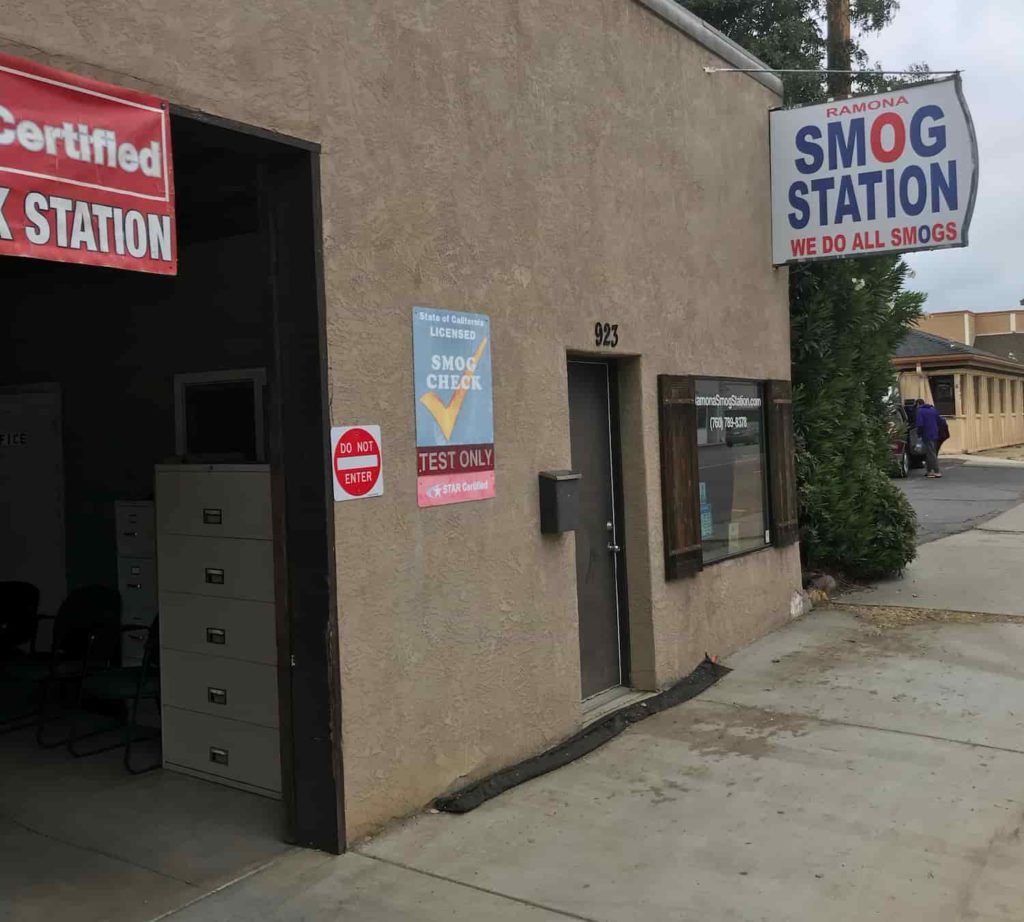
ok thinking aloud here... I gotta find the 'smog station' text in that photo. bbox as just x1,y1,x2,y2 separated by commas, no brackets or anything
770,78,977,265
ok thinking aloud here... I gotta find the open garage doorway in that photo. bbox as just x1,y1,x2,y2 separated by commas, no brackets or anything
0,107,343,921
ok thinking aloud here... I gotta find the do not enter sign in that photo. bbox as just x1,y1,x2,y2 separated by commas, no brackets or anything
331,425,383,502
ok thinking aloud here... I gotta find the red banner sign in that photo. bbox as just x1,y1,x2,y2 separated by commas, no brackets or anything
0,53,175,274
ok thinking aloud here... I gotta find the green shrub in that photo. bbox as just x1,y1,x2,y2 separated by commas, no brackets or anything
791,258,922,579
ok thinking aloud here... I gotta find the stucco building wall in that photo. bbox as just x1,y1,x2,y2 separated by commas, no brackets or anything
918,312,972,345
2,0,799,840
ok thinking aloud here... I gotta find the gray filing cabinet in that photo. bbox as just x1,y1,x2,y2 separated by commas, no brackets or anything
115,500,156,666
155,464,281,798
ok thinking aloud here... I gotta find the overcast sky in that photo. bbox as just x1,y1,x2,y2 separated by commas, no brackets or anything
860,0,1021,315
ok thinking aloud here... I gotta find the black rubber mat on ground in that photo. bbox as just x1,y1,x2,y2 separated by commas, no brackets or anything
434,655,731,814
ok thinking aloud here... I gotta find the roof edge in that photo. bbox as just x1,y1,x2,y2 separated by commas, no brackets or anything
924,308,1022,318
893,354,1024,374
632,0,784,97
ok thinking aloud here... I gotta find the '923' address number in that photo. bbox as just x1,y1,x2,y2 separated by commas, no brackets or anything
594,323,619,348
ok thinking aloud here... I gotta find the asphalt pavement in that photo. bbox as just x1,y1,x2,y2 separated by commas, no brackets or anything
897,457,1024,544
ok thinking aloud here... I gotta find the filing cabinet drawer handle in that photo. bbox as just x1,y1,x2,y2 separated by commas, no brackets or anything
126,583,142,590
203,508,223,525
206,627,226,645
207,687,228,706
209,746,229,766
205,568,225,585
121,530,139,537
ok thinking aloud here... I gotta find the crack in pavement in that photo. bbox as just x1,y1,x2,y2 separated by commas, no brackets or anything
354,853,602,922
700,697,1024,758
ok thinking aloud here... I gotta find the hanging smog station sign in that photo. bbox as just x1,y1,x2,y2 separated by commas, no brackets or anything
770,76,978,265
413,307,495,508
0,52,175,274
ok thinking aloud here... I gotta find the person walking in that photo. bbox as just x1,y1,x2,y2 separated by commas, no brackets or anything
915,398,945,478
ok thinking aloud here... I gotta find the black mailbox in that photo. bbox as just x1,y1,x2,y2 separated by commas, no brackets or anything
538,470,581,534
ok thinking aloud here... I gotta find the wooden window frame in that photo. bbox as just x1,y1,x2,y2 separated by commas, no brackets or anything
657,375,799,583
658,375,703,580
765,379,800,548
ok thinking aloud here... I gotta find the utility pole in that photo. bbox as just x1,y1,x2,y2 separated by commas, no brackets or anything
826,0,852,99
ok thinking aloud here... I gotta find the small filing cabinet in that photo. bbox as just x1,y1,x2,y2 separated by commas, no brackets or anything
114,500,157,666
155,464,281,799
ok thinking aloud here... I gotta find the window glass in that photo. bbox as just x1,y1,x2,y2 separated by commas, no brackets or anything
988,378,995,414
929,376,955,416
974,376,981,414
695,379,768,564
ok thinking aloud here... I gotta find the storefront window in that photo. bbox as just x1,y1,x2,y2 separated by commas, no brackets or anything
988,378,995,414
695,379,768,563
929,375,956,416
974,376,981,414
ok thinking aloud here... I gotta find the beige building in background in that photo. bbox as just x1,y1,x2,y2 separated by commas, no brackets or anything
917,309,1024,360
2,1,801,850
896,315,1024,453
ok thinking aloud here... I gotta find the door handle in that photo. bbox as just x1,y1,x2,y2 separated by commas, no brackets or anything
606,522,620,552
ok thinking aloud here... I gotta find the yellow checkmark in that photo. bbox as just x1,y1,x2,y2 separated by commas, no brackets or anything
420,337,489,441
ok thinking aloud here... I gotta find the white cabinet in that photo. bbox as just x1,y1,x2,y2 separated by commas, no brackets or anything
158,593,277,666
156,464,281,798
115,501,157,665
115,502,155,558
161,707,282,795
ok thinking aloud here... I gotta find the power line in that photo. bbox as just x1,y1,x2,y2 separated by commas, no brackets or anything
703,66,960,75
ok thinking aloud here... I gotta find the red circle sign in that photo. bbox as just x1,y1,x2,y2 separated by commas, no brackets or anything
334,428,381,497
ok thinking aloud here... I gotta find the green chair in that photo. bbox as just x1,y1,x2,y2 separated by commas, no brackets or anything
67,616,161,773
7,586,125,747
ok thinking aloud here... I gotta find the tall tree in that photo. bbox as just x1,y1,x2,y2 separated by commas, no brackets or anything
685,0,922,579
826,0,852,98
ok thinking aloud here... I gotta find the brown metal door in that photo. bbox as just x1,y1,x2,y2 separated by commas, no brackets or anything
568,361,623,699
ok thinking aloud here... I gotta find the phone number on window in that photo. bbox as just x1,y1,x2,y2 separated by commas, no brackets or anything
709,416,749,430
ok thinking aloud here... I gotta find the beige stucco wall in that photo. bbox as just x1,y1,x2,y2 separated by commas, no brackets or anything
917,312,972,345
974,312,1015,336
918,311,1021,346
2,0,799,841
960,373,1024,451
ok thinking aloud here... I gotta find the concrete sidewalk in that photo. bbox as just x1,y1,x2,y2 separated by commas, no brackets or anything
943,453,1024,468
164,605,1024,922
844,502,1024,615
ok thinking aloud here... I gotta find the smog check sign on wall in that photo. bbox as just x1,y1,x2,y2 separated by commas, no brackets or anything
331,426,383,502
0,52,175,274
770,76,978,265
413,308,495,508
